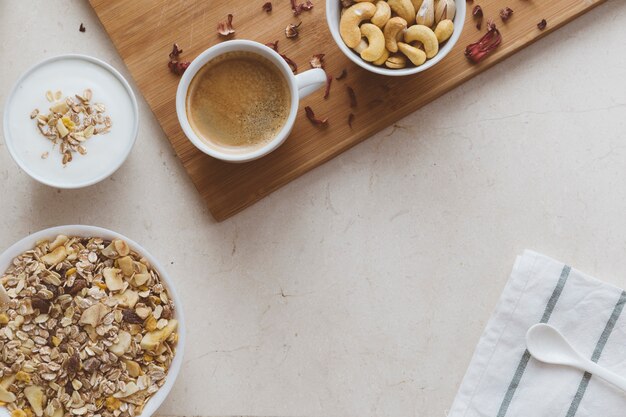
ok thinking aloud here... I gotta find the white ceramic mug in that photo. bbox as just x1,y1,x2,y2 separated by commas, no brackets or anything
176,40,327,163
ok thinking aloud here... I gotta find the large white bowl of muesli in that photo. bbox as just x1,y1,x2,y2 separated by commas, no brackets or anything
0,225,185,417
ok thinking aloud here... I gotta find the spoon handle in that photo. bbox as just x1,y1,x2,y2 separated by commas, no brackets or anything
584,360,626,392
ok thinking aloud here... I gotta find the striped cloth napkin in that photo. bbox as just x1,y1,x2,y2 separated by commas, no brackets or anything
449,250,626,417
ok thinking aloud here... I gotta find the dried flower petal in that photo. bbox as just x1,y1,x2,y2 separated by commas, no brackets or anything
348,113,355,128
500,7,513,22
472,5,483,29
291,0,314,15
169,43,183,59
280,54,298,73
79,23,86,33
465,21,501,64
262,2,272,12
335,69,347,80
217,14,235,36
537,19,547,30
265,40,279,51
285,22,302,38
323,75,332,99
310,54,325,69
304,106,328,126
347,86,357,108
168,60,190,75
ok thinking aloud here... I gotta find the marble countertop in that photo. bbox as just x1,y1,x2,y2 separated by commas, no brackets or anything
2,1,626,416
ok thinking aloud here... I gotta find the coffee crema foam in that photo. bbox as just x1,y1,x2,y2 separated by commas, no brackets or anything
186,51,291,153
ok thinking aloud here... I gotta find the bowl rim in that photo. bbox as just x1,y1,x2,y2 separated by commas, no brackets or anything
325,0,466,76
0,225,185,417
3,54,139,189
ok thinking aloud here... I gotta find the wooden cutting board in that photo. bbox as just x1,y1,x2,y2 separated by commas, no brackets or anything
90,0,605,221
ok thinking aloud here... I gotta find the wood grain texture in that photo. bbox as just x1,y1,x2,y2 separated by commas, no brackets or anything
89,0,605,221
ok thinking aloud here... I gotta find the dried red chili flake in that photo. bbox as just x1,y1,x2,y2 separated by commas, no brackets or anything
310,54,325,69
217,14,235,36
465,21,501,64
291,0,313,16
346,86,357,108
335,69,347,80
304,106,328,126
79,23,86,32
472,5,483,29
348,113,355,128
537,19,547,30
168,60,191,75
262,1,272,12
323,75,332,99
169,43,183,59
500,7,513,22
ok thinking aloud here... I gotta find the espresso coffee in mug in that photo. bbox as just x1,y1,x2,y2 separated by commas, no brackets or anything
186,51,290,153
176,40,327,163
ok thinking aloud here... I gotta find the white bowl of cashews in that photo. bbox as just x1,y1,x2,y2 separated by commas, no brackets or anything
327,0,465,76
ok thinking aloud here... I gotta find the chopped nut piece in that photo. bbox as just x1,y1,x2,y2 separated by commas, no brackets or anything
336,69,348,80
262,1,272,12
30,109,39,119
79,23,86,32
500,7,513,22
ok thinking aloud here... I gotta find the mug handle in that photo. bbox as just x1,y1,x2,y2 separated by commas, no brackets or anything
294,68,327,99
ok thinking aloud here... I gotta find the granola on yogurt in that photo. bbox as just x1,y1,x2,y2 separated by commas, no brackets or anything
0,236,178,417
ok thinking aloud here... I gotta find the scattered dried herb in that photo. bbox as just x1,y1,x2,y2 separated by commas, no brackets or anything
472,5,483,29
323,75,332,99
465,21,501,64
262,1,272,12
217,14,235,36
291,0,314,15
335,69,348,80
168,60,190,75
79,23,86,33
347,86,357,108
169,43,183,59
348,113,355,128
500,7,513,22
285,22,302,38
304,106,328,126
310,54,325,69
537,19,547,30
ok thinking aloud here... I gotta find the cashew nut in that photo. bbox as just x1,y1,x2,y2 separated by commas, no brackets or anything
405,24,439,58
385,53,407,69
411,0,424,11
387,0,416,25
353,38,369,54
398,42,427,66
340,2,377,48
373,48,390,65
359,23,386,61
434,0,456,23
434,19,454,43
383,17,407,53
416,0,435,28
371,1,392,28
